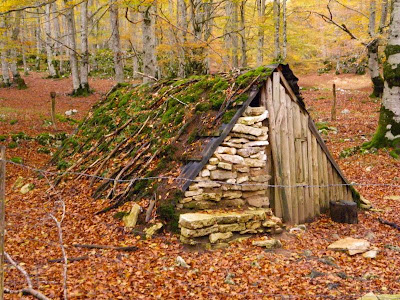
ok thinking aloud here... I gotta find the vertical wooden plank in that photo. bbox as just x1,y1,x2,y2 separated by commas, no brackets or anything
279,84,292,223
317,146,326,212
322,154,330,210
327,162,334,202
286,94,298,225
292,104,305,223
0,146,5,300
266,77,282,219
337,173,344,200
301,112,311,222
306,125,315,221
311,136,320,216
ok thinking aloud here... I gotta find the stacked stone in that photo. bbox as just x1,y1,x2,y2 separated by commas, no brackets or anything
179,106,271,210
179,209,283,245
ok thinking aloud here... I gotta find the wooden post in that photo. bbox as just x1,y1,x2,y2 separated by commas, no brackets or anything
331,83,337,121
50,92,57,129
0,146,5,300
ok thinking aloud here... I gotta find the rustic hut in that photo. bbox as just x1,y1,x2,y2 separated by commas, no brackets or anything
54,64,359,244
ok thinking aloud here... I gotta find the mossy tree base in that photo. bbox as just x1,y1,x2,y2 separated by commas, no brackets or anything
370,76,384,98
71,84,93,97
362,106,400,150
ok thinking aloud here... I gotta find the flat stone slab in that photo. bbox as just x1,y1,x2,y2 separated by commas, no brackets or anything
179,209,271,230
328,237,370,255
358,293,400,300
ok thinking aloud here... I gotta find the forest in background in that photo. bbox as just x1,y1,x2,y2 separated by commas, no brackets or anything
0,0,391,95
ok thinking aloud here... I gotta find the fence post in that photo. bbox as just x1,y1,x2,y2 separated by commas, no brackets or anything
0,146,5,300
50,92,57,129
331,83,337,121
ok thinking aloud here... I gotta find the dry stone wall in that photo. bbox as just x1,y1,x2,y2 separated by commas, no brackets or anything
178,106,271,211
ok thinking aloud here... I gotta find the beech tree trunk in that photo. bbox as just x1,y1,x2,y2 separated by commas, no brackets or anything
239,1,247,67
282,0,287,60
367,0,400,149
177,0,187,77
64,0,81,94
10,12,21,81
52,2,64,75
80,0,90,91
256,0,265,66
224,0,238,68
0,18,10,86
273,0,281,61
368,0,384,98
142,5,157,83
35,9,42,71
110,0,124,83
45,4,57,77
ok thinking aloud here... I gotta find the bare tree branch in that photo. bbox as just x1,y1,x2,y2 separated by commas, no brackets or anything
0,0,57,16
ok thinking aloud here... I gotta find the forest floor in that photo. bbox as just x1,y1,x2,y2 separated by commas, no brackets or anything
1,71,400,299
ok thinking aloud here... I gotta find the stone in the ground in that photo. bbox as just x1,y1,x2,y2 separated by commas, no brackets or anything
363,250,379,259
384,195,400,201
244,106,266,116
20,183,34,194
252,238,282,249
176,256,190,268
144,223,163,239
224,273,235,285
328,237,370,255
210,170,237,180
122,203,141,228
358,293,400,300
13,176,25,189
215,154,244,164
209,232,233,244
341,108,350,114
309,269,325,279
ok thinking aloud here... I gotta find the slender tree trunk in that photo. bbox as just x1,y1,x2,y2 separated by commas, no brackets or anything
129,9,140,79
177,0,187,77
45,4,57,77
239,1,247,68
110,0,124,83
35,9,42,71
142,5,158,82
282,0,287,60
379,0,389,32
21,13,29,75
52,2,64,75
80,0,90,91
10,12,22,81
367,0,400,149
256,0,265,66
224,1,238,68
64,0,81,94
273,0,281,61
0,18,10,86
203,0,213,73
368,0,384,97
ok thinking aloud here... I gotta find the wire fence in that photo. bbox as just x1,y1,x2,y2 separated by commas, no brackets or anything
2,157,400,299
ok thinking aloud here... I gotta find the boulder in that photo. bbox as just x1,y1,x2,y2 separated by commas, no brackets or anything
252,238,282,249
363,250,379,259
144,223,163,239
327,237,370,255
209,232,233,244
122,204,142,228
210,170,237,180
215,154,244,164
176,256,190,268
20,183,34,194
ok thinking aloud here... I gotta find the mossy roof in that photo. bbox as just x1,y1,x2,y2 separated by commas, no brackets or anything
53,64,302,206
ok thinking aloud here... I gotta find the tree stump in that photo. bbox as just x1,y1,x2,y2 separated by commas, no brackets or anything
329,200,358,224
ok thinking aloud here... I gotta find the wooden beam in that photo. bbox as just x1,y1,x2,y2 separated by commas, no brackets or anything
0,146,4,299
